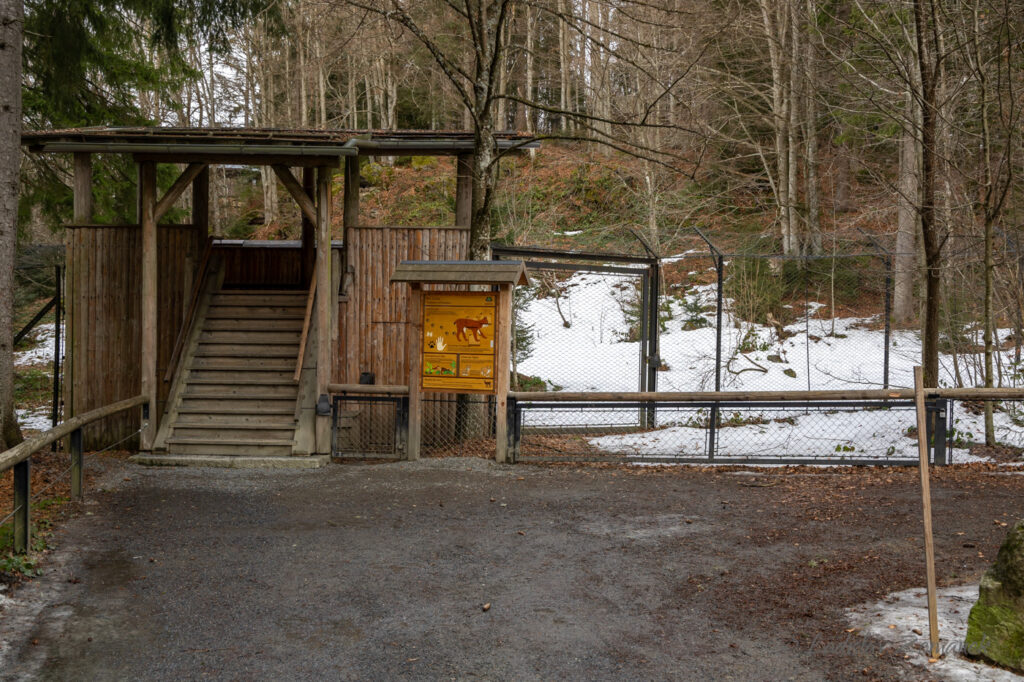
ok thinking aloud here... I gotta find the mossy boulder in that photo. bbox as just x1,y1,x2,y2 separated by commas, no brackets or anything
965,521,1024,670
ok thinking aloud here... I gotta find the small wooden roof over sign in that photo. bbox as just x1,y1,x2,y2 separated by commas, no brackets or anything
390,260,530,286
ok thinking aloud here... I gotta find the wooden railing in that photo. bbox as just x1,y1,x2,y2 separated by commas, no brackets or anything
294,271,317,382
164,237,215,383
1,395,148,554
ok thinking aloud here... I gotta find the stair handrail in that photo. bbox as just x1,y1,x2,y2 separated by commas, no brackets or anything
164,236,215,383
295,267,317,382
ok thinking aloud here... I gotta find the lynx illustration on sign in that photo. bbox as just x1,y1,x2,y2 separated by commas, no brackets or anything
422,291,496,392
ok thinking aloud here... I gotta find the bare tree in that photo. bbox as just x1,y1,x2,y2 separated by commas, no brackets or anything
0,0,23,450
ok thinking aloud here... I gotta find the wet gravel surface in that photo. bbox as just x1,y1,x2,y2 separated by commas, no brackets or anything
2,458,1023,681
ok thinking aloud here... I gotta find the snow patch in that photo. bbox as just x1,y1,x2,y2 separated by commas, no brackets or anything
847,584,1023,681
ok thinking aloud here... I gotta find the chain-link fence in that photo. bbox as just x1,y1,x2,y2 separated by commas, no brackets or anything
510,397,950,465
946,399,1024,462
421,395,496,458
659,234,894,395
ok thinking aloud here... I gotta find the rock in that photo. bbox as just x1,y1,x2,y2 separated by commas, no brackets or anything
965,521,1024,670
783,368,797,378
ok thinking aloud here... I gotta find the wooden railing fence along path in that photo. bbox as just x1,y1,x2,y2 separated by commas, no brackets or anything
0,395,148,554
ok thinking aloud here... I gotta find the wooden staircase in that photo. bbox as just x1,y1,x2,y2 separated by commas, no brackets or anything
164,289,306,457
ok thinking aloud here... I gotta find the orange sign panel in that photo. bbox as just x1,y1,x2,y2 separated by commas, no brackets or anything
422,292,496,393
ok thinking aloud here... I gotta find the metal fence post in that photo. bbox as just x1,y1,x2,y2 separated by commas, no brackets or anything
70,427,83,499
398,396,410,458
52,265,62,439
507,396,519,463
13,459,30,554
883,256,893,389
707,404,717,462
933,399,948,466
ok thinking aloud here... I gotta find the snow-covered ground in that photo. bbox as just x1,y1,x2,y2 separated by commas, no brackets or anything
517,270,1024,462
847,585,1023,681
14,322,63,433
15,322,61,367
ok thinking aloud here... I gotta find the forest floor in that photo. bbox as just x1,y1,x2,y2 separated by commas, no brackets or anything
2,456,1023,681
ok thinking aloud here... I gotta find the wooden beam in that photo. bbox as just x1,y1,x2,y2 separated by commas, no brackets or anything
272,164,318,226
301,168,315,283
154,162,207,223
343,156,360,228
73,153,93,222
139,161,159,451
407,284,423,460
494,285,512,463
455,153,473,228
192,166,210,242
914,366,941,659
133,153,342,167
314,165,333,455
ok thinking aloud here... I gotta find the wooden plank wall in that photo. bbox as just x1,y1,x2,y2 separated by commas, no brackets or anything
336,226,472,446
221,246,303,288
335,226,470,385
66,226,200,448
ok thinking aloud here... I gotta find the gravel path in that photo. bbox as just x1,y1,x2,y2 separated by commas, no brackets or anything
3,457,1023,681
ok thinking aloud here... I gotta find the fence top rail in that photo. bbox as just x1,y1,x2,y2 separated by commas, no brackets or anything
510,388,1024,403
0,394,147,473
328,383,409,396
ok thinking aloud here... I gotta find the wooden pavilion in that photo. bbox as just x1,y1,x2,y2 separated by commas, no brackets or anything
21,128,537,465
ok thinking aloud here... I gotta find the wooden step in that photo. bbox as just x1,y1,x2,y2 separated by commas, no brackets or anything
174,411,296,426
212,293,307,306
206,306,305,319
203,318,303,332
187,369,295,383
189,358,295,371
183,384,298,398
177,397,297,411
194,345,298,358
166,438,294,457
218,288,306,295
187,377,298,387
171,424,296,441
198,330,301,345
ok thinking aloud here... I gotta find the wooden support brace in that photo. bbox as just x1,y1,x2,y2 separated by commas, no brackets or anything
154,162,208,223
273,165,318,226
407,285,423,461
495,285,512,463
140,162,159,451
913,366,941,658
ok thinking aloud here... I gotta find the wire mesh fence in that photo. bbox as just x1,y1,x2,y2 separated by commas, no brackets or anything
332,396,407,459
421,395,496,458
946,399,1024,462
511,398,949,466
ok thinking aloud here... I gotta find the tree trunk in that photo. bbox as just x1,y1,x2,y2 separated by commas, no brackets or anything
914,0,941,388
0,0,23,449
894,95,920,324
803,0,821,255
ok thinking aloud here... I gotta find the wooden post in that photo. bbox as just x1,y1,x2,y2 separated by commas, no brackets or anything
407,284,423,460
455,153,473,228
914,365,940,658
13,459,29,553
73,153,93,223
68,153,92,423
70,427,83,499
140,161,158,451
192,165,210,242
495,284,512,463
314,165,333,455
343,156,360,228
302,167,315,284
